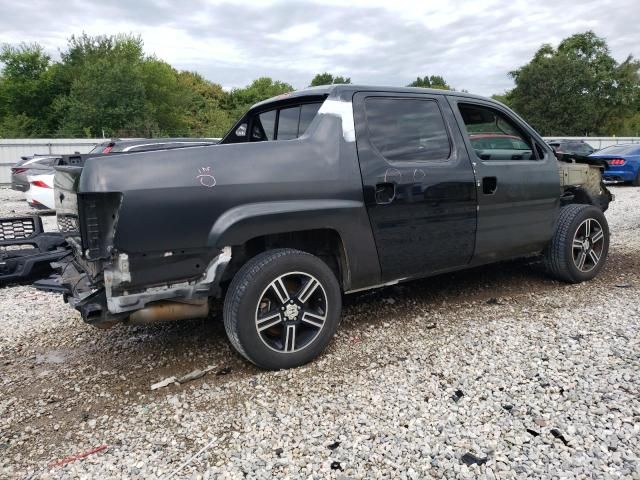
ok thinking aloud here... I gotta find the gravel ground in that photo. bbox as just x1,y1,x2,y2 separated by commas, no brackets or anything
1,186,639,479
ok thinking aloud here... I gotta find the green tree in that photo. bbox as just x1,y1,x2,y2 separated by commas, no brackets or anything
177,71,233,137
407,75,451,90
53,34,147,137
491,91,513,107
0,43,55,136
309,72,351,86
226,77,294,123
509,31,640,136
139,59,190,136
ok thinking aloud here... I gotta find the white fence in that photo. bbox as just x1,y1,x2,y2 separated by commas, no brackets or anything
0,138,103,185
1,136,640,185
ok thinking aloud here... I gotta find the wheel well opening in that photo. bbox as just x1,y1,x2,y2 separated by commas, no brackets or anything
562,187,594,207
224,229,349,290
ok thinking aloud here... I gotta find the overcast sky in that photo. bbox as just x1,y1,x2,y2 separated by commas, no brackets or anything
0,0,638,96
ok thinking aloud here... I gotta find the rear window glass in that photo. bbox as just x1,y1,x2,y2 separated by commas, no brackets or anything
89,143,110,154
596,144,640,155
571,143,593,154
364,97,451,162
34,157,58,167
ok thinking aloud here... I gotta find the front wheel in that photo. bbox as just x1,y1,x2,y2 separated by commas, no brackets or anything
544,204,609,283
223,248,342,370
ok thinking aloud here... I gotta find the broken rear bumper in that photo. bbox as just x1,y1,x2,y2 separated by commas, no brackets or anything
35,247,232,328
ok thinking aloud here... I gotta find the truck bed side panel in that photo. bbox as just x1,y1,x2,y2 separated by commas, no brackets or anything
73,109,381,291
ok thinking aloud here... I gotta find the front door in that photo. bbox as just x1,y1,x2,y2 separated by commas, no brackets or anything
447,98,560,262
353,92,477,282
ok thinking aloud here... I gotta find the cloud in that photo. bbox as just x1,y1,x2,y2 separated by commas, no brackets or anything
0,0,637,95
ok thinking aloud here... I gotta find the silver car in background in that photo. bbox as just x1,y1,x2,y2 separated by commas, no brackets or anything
11,155,61,192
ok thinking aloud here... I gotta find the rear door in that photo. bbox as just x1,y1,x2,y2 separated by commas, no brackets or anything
447,97,559,262
353,91,477,281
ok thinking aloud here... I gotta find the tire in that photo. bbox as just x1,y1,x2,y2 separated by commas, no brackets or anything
632,169,640,187
223,248,342,370
544,204,609,283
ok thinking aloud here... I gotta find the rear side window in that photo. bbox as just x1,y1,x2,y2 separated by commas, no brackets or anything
258,110,276,140
277,106,301,140
458,103,535,161
299,103,321,135
251,103,322,142
364,97,451,162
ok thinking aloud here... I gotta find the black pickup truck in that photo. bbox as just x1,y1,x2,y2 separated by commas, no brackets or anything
2,85,613,369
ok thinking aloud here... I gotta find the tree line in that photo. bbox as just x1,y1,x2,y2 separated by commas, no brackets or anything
0,31,637,139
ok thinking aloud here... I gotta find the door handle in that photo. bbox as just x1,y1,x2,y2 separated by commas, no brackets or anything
375,182,396,204
482,177,497,195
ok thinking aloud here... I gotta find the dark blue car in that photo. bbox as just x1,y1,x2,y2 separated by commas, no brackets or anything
590,144,640,185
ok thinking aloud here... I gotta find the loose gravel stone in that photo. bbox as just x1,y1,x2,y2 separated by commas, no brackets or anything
0,186,639,479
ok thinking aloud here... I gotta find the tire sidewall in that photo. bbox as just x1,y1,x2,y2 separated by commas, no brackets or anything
563,206,609,282
231,251,342,370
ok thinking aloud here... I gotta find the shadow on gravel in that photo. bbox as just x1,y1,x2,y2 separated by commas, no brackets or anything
21,249,640,381
4,248,638,469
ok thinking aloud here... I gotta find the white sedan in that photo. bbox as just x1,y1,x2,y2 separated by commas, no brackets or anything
25,173,55,210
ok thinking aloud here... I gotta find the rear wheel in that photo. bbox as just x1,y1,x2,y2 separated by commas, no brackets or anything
631,169,640,186
544,204,609,283
223,248,342,369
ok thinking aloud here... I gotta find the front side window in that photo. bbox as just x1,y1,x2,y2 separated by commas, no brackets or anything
364,97,451,162
458,103,535,160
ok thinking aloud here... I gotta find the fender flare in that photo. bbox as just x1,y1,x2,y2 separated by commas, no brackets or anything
206,199,381,290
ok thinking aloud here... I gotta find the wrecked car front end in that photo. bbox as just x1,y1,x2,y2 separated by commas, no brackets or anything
556,153,613,211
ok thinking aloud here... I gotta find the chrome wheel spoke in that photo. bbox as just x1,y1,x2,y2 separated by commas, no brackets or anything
283,324,296,352
588,248,600,265
576,251,587,270
584,219,591,237
300,310,326,329
572,238,583,249
270,278,290,304
591,229,604,244
298,277,320,304
257,312,282,332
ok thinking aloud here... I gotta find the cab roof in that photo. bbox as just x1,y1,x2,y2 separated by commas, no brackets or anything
251,84,494,110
